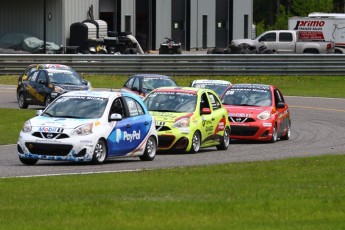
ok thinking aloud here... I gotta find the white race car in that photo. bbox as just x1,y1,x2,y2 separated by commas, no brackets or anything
17,91,158,165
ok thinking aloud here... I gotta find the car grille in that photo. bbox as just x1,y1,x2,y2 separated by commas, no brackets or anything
25,142,73,156
158,135,175,148
231,126,259,136
229,117,256,123
32,132,69,139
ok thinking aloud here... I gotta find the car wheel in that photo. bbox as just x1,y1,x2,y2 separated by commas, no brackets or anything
281,122,291,140
139,136,157,161
189,131,201,153
19,157,38,165
18,93,28,109
45,95,51,107
270,125,278,143
92,139,107,164
217,127,230,150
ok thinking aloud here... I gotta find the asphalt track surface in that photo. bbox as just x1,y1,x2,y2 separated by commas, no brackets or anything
1,85,345,178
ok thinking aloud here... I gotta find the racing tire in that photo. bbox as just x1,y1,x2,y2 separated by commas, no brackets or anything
270,125,278,143
216,126,230,150
19,157,38,165
189,131,201,153
92,139,107,164
280,123,291,141
139,136,157,161
45,95,52,107
18,93,28,109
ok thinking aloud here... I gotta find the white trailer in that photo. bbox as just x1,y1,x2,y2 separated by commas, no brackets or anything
289,12,345,53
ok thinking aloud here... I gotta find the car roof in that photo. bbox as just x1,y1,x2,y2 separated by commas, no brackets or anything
38,64,72,69
62,90,121,99
152,86,213,94
130,74,172,79
43,68,75,74
230,83,271,90
192,79,231,85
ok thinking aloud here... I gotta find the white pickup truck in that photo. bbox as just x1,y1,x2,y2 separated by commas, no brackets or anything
231,30,334,54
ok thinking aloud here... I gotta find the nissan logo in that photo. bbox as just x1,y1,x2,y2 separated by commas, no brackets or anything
236,118,242,122
46,133,54,139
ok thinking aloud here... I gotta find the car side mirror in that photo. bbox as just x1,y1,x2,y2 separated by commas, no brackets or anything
36,110,43,116
109,113,123,121
132,86,139,91
201,108,211,114
38,80,47,85
276,102,285,109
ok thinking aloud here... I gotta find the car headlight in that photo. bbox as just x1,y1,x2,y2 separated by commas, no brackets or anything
54,86,66,94
173,117,190,128
22,120,32,133
257,111,271,120
72,123,93,135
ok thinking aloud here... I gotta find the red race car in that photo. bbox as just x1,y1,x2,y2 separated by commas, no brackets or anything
220,84,291,142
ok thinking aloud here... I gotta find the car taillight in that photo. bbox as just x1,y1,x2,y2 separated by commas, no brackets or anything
327,43,332,50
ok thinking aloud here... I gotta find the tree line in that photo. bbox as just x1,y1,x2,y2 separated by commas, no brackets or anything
254,0,345,35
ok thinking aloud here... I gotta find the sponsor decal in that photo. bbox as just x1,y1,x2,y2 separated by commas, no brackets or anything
26,85,45,102
38,127,64,133
293,20,325,30
94,121,101,127
263,123,272,127
115,129,141,143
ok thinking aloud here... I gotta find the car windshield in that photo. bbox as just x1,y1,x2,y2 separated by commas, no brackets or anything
142,78,177,92
144,91,196,113
42,96,108,119
193,83,229,95
48,71,83,85
221,87,272,106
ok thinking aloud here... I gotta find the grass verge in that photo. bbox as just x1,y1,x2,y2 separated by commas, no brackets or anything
1,75,345,98
1,154,345,229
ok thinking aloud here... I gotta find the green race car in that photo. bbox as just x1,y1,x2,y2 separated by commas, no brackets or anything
144,87,231,153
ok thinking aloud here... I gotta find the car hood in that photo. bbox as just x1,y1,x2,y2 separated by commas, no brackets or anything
149,111,192,123
29,115,98,130
223,105,273,117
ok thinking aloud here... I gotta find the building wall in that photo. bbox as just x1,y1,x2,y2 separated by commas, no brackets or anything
121,0,136,34
0,0,44,38
63,0,99,46
156,0,172,48
232,0,253,39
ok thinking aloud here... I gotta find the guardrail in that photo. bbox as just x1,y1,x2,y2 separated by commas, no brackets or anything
1,54,345,75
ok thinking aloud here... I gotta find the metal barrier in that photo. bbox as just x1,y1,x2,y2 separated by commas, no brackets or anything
1,54,345,75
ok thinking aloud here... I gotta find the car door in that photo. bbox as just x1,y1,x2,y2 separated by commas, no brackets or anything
259,31,278,51
278,32,295,53
34,70,49,104
273,88,289,136
107,96,151,156
199,92,216,145
207,91,227,145
23,71,42,104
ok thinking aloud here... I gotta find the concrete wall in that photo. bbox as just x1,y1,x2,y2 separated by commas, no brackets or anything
232,0,253,39
156,0,172,48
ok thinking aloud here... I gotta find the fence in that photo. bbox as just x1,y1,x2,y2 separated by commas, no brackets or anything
1,54,344,75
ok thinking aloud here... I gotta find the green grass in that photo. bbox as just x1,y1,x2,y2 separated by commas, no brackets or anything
0,108,35,145
1,154,345,229
1,75,345,98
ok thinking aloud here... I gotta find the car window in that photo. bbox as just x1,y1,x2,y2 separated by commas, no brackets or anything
48,71,83,85
200,93,211,111
125,77,134,88
110,98,126,118
124,97,145,117
28,71,39,82
207,92,221,110
25,67,37,76
133,77,140,89
261,32,276,42
274,89,284,104
279,32,293,42
37,71,47,84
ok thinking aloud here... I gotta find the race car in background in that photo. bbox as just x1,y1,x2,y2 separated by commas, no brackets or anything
17,91,158,165
144,87,230,153
122,74,178,97
17,68,91,109
17,63,92,100
220,84,291,143
190,79,231,96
